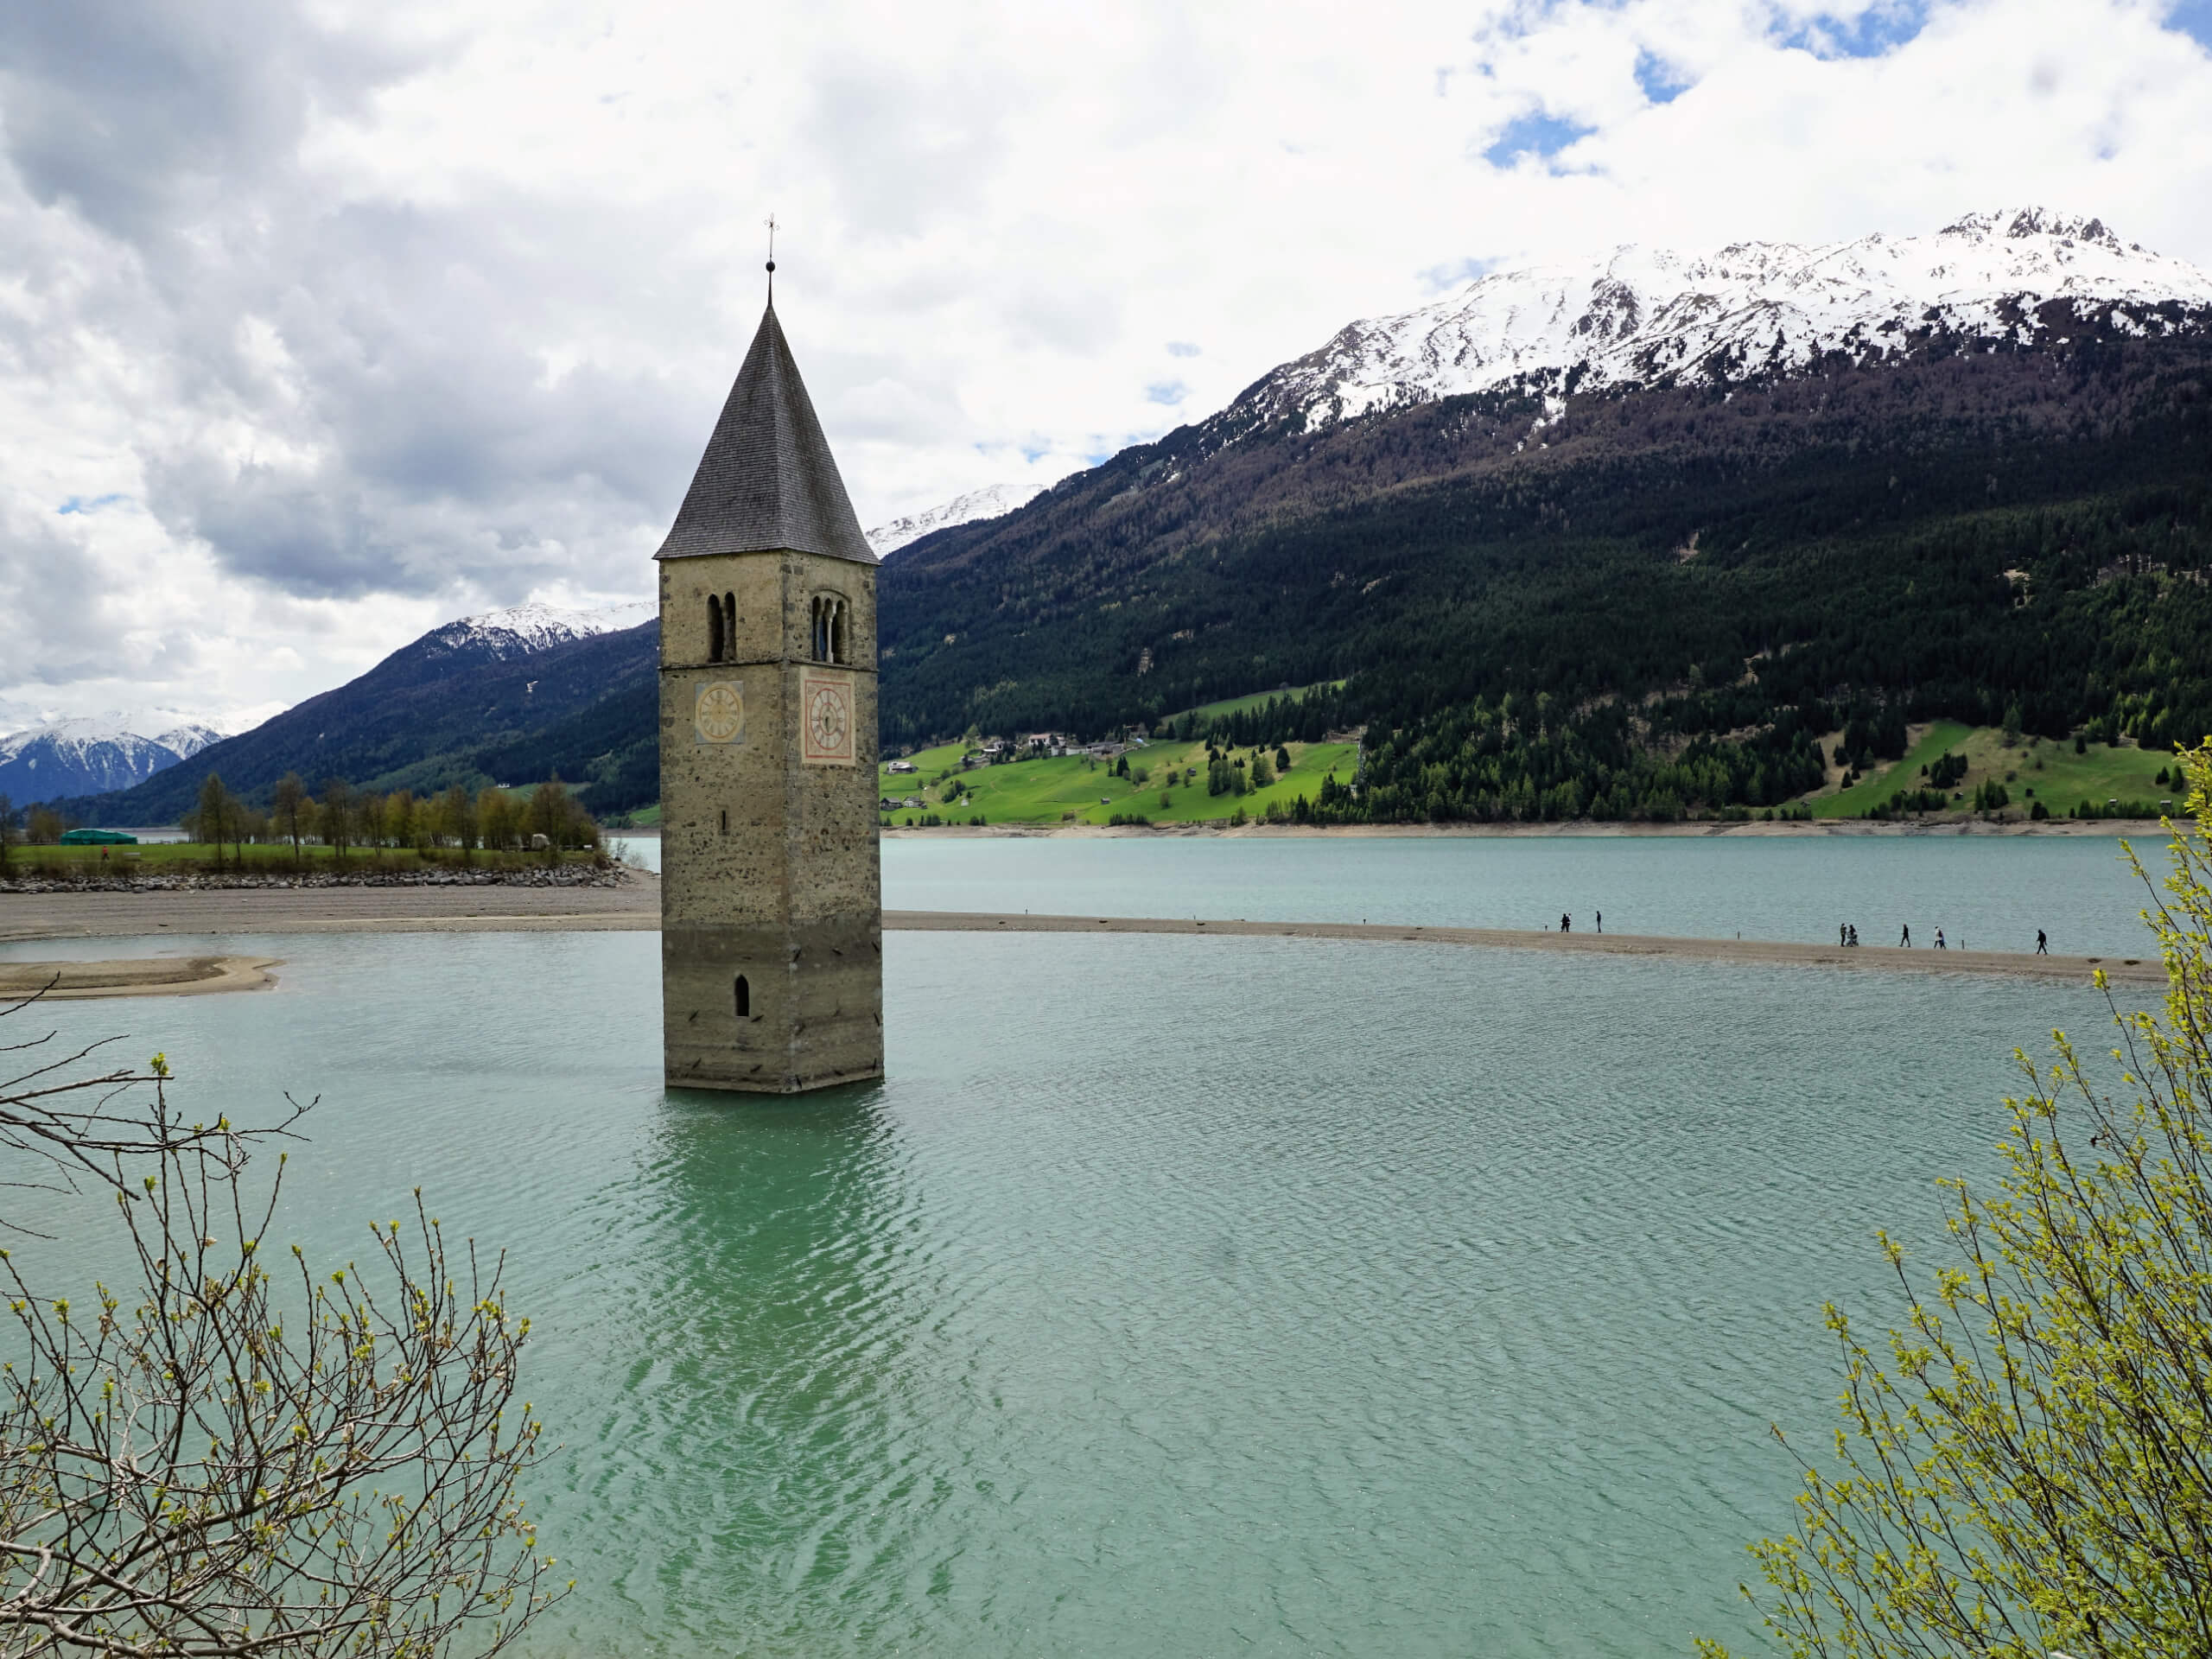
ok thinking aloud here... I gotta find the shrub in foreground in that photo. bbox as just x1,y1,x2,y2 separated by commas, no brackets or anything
1702,741,2212,1657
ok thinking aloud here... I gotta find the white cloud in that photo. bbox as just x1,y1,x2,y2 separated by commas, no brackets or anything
1,0,2209,727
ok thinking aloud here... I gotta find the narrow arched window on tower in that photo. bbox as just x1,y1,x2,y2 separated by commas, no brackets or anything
722,593,736,658
707,594,724,663
734,975,750,1018
830,598,847,664
719,807,728,836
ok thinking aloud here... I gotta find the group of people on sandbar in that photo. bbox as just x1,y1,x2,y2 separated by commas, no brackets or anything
1840,923,1948,948
1836,923,2051,954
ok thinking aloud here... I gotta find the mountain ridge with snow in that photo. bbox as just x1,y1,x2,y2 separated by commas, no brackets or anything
868,483,1046,558
423,600,655,660
0,715,227,806
1228,208,2212,435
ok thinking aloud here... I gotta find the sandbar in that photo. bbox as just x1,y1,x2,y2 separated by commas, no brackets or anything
885,911,2165,985
0,876,2158,984
0,956,282,1000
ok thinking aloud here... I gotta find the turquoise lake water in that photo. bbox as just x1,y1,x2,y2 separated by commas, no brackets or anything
0,836,2170,1656
868,833,2168,955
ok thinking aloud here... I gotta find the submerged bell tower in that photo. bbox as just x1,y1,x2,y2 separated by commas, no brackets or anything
654,272,882,1093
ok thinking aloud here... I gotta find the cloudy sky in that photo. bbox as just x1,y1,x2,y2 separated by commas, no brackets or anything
3,0,2209,734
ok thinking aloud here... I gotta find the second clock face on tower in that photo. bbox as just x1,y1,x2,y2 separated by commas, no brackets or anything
694,680,746,744
801,673,855,766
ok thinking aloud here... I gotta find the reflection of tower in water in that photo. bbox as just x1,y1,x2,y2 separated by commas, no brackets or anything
653,266,883,1092
560,1090,950,1644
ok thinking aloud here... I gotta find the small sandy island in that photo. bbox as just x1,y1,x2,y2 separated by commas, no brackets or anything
0,956,283,1000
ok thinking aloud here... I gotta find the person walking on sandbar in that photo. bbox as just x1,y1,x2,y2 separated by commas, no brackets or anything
1840,923,1848,947
1560,912,1572,934
1900,924,1911,948
2037,929,2049,955
1935,928,1947,950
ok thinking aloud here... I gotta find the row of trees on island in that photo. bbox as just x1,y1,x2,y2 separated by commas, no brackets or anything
0,773,604,871
181,772,603,865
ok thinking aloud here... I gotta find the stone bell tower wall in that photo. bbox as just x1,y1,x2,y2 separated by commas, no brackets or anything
658,548,881,1093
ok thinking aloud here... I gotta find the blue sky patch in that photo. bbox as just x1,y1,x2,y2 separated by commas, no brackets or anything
1483,110,1594,168
1777,1,1929,59
1165,340,1201,358
1145,380,1189,406
2167,0,2212,48
57,493,128,515
1634,49,1689,104
1419,256,1501,294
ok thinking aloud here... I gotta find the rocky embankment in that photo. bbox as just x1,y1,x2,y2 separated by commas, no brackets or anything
0,864,633,895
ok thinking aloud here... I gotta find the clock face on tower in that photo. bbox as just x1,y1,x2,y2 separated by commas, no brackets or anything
801,672,856,766
694,681,746,744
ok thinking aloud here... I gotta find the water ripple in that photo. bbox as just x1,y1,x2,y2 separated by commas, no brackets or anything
0,925,2127,1657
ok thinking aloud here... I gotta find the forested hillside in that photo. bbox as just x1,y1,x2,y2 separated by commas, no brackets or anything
880,330,2212,820
69,621,660,823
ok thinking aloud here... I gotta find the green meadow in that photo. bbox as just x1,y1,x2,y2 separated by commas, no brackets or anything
878,736,1359,827
1171,681,1345,726
1810,723,2183,820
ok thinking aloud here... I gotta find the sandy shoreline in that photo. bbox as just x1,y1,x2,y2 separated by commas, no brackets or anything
0,877,664,944
0,875,2158,985
0,955,282,999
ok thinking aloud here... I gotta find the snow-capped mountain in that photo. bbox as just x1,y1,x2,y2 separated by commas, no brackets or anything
0,715,227,806
421,600,656,662
868,483,1045,558
1237,209,2212,433
155,722,224,760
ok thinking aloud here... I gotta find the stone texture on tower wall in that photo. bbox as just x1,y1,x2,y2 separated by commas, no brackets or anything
659,549,882,1092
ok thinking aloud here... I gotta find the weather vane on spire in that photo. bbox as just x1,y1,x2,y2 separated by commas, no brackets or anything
765,213,778,300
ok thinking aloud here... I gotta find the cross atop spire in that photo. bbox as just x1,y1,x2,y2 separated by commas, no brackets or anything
653,297,875,565
765,213,778,302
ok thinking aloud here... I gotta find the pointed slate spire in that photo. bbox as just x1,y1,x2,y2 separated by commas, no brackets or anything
654,302,875,565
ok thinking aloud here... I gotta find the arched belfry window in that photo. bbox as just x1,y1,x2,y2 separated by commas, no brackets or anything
810,594,849,664
708,594,737,663
734,975,750,1018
